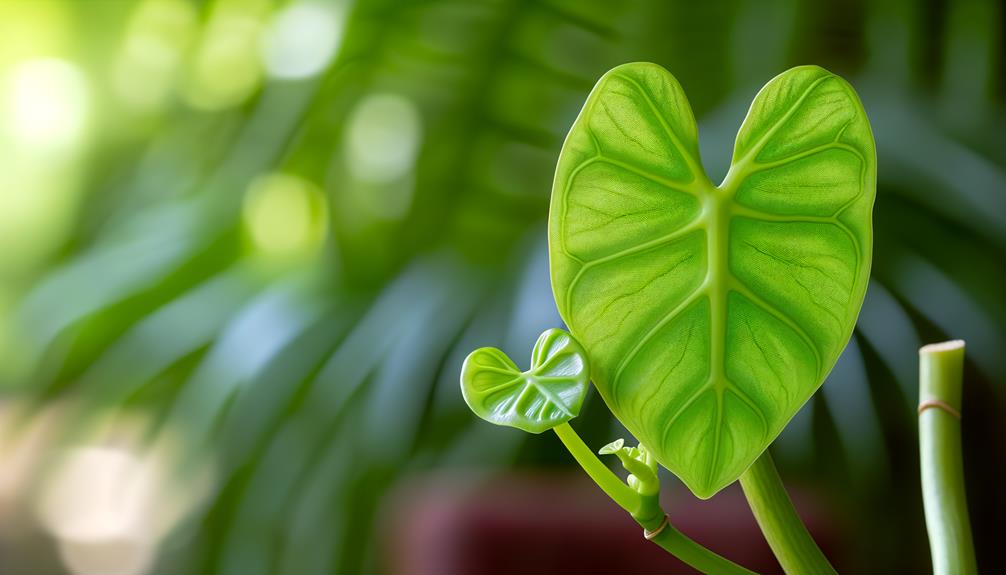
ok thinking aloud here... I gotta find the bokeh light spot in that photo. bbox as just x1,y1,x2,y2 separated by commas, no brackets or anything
346,93,423,184
183,3,265,110
112,0,197,113
58,538,154,575
4,58,88,149
38,447,155,543
342,93,423,222
261,1,344,80
243,173,329,258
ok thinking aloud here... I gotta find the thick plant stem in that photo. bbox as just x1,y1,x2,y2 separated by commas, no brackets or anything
739,452,836,574
919,341,977,575
552,423,758,575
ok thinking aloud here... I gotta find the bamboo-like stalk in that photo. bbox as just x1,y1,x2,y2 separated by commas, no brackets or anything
918,340,977,575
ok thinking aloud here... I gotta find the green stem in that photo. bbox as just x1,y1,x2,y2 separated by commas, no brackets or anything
646,522,759,575
553,422,640,512
553,423,758,575
919,340,977,575
739,452,836,574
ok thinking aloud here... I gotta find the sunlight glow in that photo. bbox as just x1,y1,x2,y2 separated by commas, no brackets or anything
35,421,216,575
112,0,197,113
243,173,329,258
184,3,265,110
346,93,422,184
4,58,88,149
38,447,159,543
261,1,344,80
343,93,422,221
58,538,154,575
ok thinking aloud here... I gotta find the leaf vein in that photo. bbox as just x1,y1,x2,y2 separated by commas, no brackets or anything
737,73,834,165
660,383,713,455
564,224,702,317
611,73,702,180
728,283,823,376
612,290,707,399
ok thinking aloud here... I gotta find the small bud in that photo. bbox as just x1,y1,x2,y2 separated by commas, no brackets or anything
599,438,625,455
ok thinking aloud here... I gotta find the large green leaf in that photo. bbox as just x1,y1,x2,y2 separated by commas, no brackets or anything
548,63,875,498
460,328,590,433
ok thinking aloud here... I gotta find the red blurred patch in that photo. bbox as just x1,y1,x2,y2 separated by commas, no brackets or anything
383,473,841,575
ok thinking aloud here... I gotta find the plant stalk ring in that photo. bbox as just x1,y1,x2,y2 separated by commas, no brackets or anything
643,514,669,540
918,399,961,419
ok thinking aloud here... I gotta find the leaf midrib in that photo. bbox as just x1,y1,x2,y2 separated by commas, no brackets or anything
606,154,835,483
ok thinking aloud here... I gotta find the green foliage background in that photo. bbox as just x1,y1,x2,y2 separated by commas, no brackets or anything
0,0,1003,573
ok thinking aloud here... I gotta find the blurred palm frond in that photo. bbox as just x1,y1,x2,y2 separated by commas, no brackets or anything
2,1,1004,574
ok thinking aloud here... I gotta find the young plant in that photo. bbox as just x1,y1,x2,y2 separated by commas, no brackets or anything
549,62,873,502
461,63,975,573
461,328,755,574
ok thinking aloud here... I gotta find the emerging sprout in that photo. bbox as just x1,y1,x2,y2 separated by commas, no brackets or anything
598,438,624,455
599,438,659,497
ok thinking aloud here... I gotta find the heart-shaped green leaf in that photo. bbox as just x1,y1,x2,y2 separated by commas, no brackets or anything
460,328,590,433
548,63,875,498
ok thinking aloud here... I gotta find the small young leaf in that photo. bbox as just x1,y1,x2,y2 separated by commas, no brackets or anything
549,63,875,498
460,328,590,433
599,438,625,455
